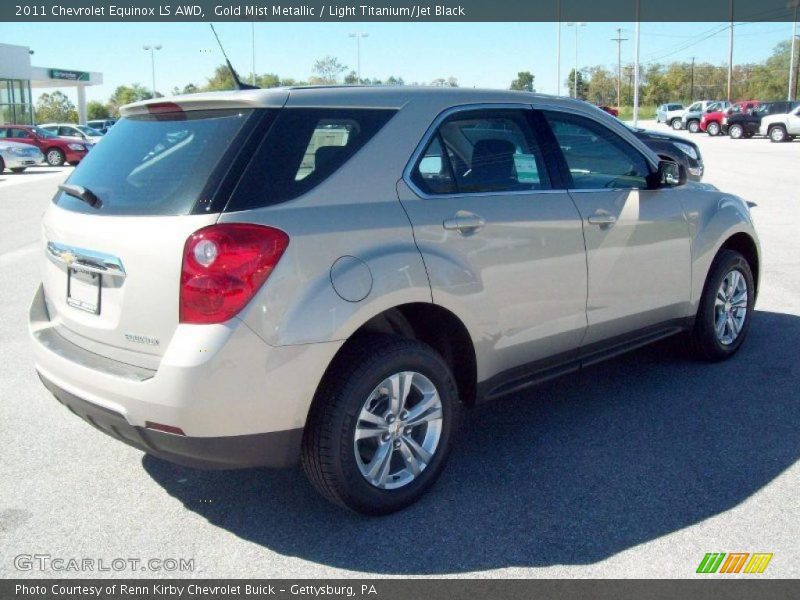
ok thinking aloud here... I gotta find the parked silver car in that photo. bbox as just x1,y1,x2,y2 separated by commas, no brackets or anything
0,139,44,172
29,87,760,514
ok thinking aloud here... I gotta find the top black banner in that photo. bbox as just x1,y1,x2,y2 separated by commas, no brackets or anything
4,0,800,22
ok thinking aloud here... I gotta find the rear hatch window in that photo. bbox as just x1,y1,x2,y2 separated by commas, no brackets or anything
53,108,261,216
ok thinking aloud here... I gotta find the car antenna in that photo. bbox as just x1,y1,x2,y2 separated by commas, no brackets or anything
209,23,259,90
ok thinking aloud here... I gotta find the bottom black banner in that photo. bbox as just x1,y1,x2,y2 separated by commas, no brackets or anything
2,579,798,600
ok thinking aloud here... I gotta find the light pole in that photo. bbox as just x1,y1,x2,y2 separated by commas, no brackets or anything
142,44,162,97
251,23,256,86
348,32,368,82
789,0,799,101
556,0,561,95
566,22,585,98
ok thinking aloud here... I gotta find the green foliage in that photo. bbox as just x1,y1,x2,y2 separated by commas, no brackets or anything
107,84,153,117
312,56,348,84
510,71,535,92
34,91,78,124
86,100,110,120
566,69,589,100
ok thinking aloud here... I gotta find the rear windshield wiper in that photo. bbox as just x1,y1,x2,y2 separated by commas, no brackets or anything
58,184,101,208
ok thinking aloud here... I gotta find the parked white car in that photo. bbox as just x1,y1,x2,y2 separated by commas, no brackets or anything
656,103,686,129
0,139,44,172
38,123,104,145
759,104,800,142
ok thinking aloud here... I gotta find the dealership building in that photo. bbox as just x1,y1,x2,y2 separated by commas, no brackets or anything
0,42,102,125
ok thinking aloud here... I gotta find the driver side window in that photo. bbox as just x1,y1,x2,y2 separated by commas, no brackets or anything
543,111,651,190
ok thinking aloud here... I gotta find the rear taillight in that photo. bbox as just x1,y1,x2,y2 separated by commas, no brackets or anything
180,223,289,324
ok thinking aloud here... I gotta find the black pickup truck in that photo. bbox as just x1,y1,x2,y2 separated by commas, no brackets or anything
723,101,800,139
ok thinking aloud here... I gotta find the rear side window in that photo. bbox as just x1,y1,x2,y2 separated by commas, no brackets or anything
411,109,551,195
225,108,396,212
53,109,257,216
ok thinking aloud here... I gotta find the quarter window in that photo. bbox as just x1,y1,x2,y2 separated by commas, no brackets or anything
543,111,651,190
411,109,551,195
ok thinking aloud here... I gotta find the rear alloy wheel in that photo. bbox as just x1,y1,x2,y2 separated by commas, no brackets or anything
691,250,754,361
688,120,700,133
729,124,744,139
46,148,66,166
671,118,682,130
707,122,720,136
769,125,787,143
301,335,460,515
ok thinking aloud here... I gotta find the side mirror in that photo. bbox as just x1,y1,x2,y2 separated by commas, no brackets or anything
656,160,686,188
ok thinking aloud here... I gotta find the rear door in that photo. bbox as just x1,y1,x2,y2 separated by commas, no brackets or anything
541,109,691,347
40,106,266,369
398,106,588,380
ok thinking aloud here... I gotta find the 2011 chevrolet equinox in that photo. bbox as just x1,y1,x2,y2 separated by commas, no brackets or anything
29,87,760,514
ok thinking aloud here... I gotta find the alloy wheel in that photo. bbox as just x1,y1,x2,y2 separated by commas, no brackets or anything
353,371,443,490
730,125,743,139
714,269,748,346
708,122,720,136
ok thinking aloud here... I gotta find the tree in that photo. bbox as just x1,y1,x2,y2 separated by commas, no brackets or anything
431,77,459,87
312,56,348,84
566,69,588,100
385,75,405,86
107,84,153,116
585,66,617,105
203,65,236,91
344,70,360,84
86,100,110,120
35,91,78,123
510,71,535,92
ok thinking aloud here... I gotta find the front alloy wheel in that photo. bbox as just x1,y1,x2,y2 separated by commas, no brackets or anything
707,122,720,136
729,124,744,139
688,120,700,133
354,371,443,490
691,249,755,361
714,269,748,346
46,149,65,166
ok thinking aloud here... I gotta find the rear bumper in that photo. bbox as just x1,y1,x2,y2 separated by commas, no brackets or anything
29,284,342,469
38,372,303,469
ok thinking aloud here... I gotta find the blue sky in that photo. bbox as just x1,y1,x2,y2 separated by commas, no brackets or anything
0,21,794,104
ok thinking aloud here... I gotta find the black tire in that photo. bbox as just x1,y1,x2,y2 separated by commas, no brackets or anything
729,124,744,139
769,125,787,143
10,167,26,173
687,120,700,133
691,250,755,362
45,148,66,166
0,157,4,172
707,122,720,136
671,118,682,130
301,334,461,515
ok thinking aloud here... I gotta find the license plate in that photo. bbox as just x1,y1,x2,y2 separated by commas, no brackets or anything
67,268,101,314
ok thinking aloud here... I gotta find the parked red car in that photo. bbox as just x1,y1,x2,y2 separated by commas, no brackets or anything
597,105,619,117
701,100,761,136
0,125,92,166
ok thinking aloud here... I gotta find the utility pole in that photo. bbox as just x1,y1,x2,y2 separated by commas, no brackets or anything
633,16,641,125
567,22,586,98
611,28,628,110
556,0,561,95
251,22,256,86
789,1,798,101
727,0,735,102
142,44,162,97
348,32,368,82
690,56,695,102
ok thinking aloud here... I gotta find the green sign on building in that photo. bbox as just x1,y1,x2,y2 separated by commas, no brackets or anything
49,69,89,82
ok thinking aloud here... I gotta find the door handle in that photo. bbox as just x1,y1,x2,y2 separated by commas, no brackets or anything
587,212,617,226
443,212,486,233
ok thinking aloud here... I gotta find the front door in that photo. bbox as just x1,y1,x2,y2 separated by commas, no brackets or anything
541,109,692,347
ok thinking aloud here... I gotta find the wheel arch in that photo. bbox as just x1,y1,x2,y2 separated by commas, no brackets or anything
718,232,760,297
315,303,478,408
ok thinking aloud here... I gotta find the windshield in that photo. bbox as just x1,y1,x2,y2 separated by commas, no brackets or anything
54,108,256,216
32,127,57,138
77,125,103,136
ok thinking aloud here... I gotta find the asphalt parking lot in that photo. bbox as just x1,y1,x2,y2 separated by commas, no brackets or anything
0,124,798,579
